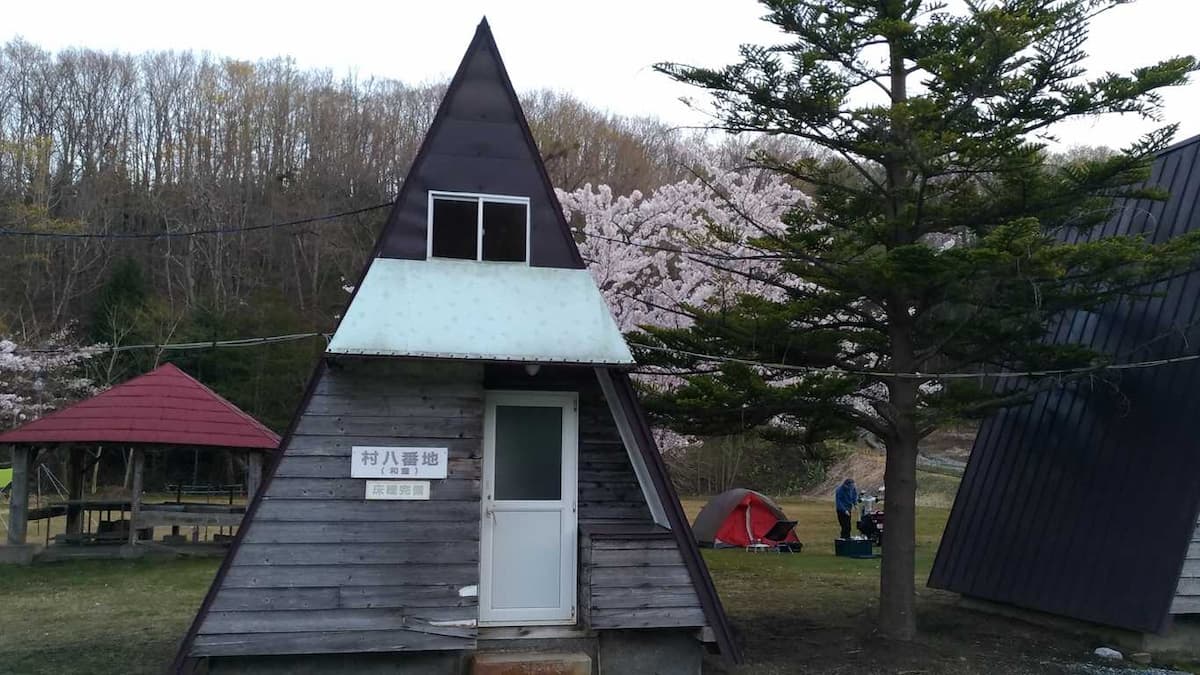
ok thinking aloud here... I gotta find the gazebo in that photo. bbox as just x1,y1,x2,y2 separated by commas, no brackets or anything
2,363,279,562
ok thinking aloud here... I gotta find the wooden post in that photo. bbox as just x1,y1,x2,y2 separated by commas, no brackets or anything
246,451,263,501
7,445,30,546
65,446,84,536
128,448,145,546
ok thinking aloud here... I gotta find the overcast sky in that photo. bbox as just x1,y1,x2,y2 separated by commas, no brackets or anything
4,0,1198,149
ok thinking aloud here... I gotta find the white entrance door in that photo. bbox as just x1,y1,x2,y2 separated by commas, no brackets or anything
480,391,578,625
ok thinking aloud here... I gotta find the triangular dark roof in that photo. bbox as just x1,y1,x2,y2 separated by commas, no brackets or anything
929,134,1200,633
173,21,739,670
373,18,583,269
0,363,279,450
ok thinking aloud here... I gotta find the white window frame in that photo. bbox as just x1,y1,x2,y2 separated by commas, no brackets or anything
427,191,531,264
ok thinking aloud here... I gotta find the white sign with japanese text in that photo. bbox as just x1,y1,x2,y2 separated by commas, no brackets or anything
351,446,448,479
364,480,430,500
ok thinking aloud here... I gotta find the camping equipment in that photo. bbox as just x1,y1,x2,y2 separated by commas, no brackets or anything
857,493,884,546
692,488,802,549
835,537,873,558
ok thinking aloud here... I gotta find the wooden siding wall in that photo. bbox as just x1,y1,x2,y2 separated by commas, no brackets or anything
581,530,706,630
1171,513,1200,614
577,386,653,525
191,361,484,657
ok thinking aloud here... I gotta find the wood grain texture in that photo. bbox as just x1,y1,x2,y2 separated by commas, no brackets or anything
209,587,340,612
222,564,478,589
193,361,484,656
191,629,468,657
243,520,479,544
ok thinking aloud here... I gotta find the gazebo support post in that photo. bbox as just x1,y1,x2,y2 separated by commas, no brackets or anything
7,445,30,545
65,446,84,537
128,447,145,546
246,451,262,501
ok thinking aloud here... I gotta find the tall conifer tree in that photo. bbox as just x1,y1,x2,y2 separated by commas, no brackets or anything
651,0,1198,638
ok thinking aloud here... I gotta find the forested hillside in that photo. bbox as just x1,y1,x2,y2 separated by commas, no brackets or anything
0,40,708,430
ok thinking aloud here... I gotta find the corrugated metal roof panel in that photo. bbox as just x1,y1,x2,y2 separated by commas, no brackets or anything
326,258,635,365
929,135,1200,633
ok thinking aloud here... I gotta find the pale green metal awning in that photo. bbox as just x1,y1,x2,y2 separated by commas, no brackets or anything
327,258,635,365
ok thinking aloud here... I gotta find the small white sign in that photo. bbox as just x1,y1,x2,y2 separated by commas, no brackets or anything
365,480,430,501
351,446,448,479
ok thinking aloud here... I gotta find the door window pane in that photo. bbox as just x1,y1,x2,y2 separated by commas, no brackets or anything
494,405,562,500
431,197,478,259
482,201,527,262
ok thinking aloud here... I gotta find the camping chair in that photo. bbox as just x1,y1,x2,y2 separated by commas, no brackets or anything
763,519,801,553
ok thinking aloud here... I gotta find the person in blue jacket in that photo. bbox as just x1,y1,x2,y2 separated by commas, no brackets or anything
835,478,858,539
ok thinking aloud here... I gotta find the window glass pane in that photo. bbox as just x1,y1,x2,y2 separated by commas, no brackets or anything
431,198,478,259
482,201,527,262
494,405,562,500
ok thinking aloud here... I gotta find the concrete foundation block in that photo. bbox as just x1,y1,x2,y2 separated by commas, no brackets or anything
209,652,466,674
0,544,35,565
472,652,590,675
598,630,702,675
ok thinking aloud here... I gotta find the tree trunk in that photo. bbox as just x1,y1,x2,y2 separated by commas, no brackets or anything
880,429,919,640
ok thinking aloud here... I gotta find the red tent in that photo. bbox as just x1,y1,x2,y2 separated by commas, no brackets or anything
692,488,801,548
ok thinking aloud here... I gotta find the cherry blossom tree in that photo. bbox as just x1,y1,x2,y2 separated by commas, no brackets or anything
559,164,807,333
559,165,811,454
0,331,104,429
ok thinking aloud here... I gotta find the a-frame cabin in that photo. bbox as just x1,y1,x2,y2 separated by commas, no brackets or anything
174,19,738,675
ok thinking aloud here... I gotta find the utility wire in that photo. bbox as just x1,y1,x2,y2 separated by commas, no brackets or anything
17,330,1200,381
628,341,1200,381
23,332,329,354
0,202,393,239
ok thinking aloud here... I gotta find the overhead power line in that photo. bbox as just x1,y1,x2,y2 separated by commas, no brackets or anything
0,202,394,239
17,331,1200,382
628,341,1200,381
24,332,328,354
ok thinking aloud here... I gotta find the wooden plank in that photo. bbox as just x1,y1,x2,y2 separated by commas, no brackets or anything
589,606,707,629
254,499,480,522
591,586,700,610
234,542,476,566
580,486,646,502
578,504,651,521
242,520,479,544
1183,559,1200,577
305,394,481,417
266,477,479,501
129,448,144,546
191,629,470,657
1175,578,1200,595
246,452,263,500
136,510,244,527
590,567,693,588
199,607,476,635
209,587,339,612
286,435,480,458
590,538,677,550
1169,595,1200,613
590,548,686,567
271,456,480,480
6,446,29,545
222,564,478,589
294,414,481,439
338,585,478,609
1186,541,1200,560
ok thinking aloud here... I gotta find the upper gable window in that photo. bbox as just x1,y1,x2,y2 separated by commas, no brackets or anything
428,192,529,263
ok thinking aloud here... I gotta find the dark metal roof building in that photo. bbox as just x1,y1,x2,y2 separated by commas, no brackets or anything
929,135,1200,633
173,19,739,673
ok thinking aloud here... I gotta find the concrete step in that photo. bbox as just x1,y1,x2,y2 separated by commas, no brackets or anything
472,651,591,675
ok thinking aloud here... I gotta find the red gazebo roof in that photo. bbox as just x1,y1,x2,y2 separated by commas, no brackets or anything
0,363,280,450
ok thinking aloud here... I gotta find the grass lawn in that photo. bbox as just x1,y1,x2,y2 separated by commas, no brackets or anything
0,496,1186,673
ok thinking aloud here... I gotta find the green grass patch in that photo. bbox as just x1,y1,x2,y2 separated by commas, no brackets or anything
0,558,216,674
